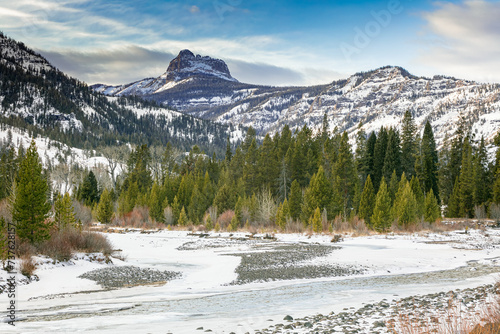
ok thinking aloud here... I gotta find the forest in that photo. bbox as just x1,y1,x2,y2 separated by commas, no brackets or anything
1,110,499,243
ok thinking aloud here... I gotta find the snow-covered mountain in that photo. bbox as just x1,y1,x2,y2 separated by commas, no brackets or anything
94,51,500,147
0,33,243,155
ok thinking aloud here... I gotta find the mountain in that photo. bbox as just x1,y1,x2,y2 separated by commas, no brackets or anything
0,33,243,155
95,51,500,147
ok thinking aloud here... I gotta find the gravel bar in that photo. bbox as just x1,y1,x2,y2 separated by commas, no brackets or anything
78,266,181,288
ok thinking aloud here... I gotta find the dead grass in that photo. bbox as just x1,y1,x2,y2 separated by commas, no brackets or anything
20,255,36,277
390,283,500,334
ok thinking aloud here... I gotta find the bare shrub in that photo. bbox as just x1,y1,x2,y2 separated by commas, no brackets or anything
0,199,11,223
350,216,369,236
122,206,151,228
474,205,487,221
163,206,174,226
38,228,112,261
16,240,36,257
217,210,234,230
332,215,349,232
490,204,500,225
72,200,92,226
257,189,277,225
20,255,36,277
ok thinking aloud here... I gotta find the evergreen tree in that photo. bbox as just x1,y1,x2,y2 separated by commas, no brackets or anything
364,132,377,181
302,166,333,221
97,188,114,224
333,132,358,219
178,206,188,226
309,207,322,233
410,176,425,219
458,137,474,218
424,189,441,223
78,171,99,206
446,177,461,217
225,136,232,163
400,110,418,178
149,182,163,222
383,128,402,182
243,139,259,194
289,179,302,221
371,177,392,232
473,137,490,206
54,192,77,229
372,127,388,190
258,134,278,190
396,182,417,226
12,139,52,243
358,175,375,227
416,121,440,203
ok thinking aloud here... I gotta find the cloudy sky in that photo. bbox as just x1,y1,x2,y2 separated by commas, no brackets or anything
1,0,499,86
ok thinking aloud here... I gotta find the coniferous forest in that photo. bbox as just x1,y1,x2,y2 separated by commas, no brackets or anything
2,110,500,238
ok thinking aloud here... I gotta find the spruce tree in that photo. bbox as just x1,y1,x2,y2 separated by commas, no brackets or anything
78,171,99,206
310,207,322,233
473,137,490,206
401,110,418,178
416,121,440,203
333,132,357,219
178,206,188,226
12,139,51,243
289,180,302,221
446,177,461,217
396,182,417,227
149,182,163,222
372,127,388,190
383,128,402,182
97,188,114,224
424,189,441,223
458,137,474,218
358,175,375,227
410,176,425,219
54,192,77,229
371,177,392,232
302,166,333,221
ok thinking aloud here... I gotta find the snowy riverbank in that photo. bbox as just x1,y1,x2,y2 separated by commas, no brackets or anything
1,228,500,333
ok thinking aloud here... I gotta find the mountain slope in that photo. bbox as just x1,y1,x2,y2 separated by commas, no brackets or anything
0,33,243,154
95,51,500,147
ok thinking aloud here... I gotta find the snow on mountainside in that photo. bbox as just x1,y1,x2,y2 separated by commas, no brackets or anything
92,49,237,97
0,33,243,154
95,58,500,147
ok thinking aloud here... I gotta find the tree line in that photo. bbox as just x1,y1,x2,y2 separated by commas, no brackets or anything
2,110,500,238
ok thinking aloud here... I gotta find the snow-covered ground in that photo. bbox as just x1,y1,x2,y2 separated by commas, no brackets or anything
1,228,500,333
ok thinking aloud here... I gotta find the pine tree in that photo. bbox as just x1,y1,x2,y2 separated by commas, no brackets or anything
243,139,259,194
12,139,52,243
78,171,99,206
54,192,77,229
401,110,418,178
205,213,213,230
371,177,392,232
288,179,302,221
302,166,333,221
458,137,474,218
333,132,358,219
383,128,402,182
229,213,239,231
309,207,322,233
178,206,188,226
373,127,388,190
473,136,490,206
396,182,417,226
258,134,279,191
424,189,441,223
149,182,163,222
358,175,375,227
416,121,440,203
364,132,377,182
225,135,232,163
97,188,114,224
446,177,461,217
410,176,425,219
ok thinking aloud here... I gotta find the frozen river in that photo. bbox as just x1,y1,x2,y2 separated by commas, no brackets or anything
3,229,500,333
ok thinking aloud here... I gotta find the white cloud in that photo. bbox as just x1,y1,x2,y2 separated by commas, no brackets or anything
189,5,200,14
419,0,500,82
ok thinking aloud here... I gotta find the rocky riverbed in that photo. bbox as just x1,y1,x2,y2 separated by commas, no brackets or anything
78,265,181,288
242,284,499,334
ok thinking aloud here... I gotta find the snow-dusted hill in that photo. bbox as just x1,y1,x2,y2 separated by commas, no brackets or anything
0,33,243,154
95,50,500,146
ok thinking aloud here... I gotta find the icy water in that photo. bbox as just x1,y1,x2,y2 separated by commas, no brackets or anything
9,231,500,334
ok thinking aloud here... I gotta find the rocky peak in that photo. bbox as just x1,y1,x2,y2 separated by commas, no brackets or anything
164,49,236,82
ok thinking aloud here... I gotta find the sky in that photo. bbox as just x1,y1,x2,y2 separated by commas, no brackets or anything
1,0,499,86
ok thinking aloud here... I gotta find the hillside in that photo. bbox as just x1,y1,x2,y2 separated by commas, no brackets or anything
0,33,243,155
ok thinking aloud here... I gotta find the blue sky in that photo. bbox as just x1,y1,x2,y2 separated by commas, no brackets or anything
1,0,499,86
